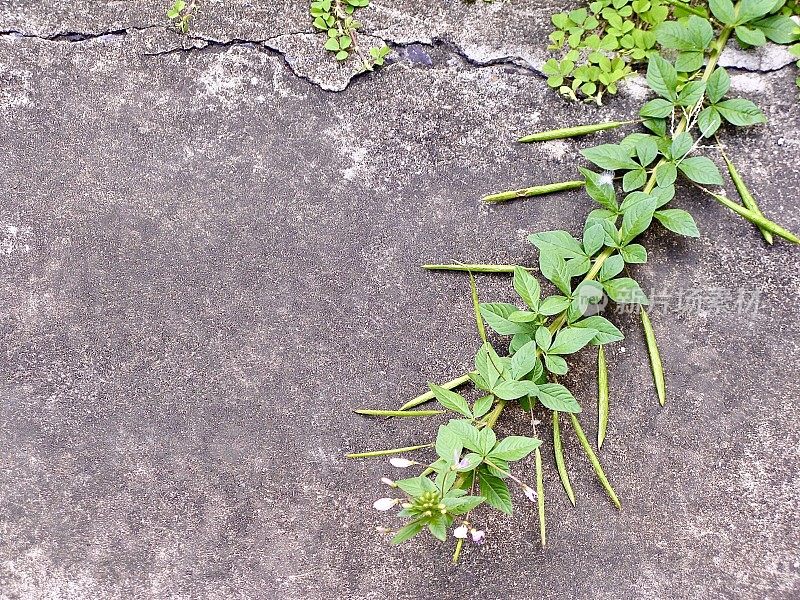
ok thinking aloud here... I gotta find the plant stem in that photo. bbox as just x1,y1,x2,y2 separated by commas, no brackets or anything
699,187,800,244
552,411,576,505
663,0,708,19
452,538,464,563
346,443,434,458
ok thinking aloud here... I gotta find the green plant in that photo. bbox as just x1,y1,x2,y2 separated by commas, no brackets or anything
310,0,390,70
166,0,198,34
351,0,799,561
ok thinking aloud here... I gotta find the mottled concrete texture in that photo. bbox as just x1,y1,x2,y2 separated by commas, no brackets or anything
0,1,799,598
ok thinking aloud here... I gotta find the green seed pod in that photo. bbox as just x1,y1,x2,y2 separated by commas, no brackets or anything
518,120,635,143
482,180,585,203
724,156,773,245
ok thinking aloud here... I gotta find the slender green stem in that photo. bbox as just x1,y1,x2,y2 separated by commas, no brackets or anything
568,413,621,509
483,400,507,429
353,409,445,417
518,120,638,143
469,271,488,344
452,538,464,563
346,443,434,458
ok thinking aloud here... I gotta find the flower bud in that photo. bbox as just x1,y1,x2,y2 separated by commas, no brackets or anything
389,457,417,468
453,524,469,539
372,498,399,511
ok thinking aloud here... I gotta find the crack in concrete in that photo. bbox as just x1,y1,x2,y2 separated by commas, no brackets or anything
0,24,795,92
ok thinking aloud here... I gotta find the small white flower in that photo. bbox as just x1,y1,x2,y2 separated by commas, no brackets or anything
376,526,392,534
717,188,727,197
453,524,469,539
380,477,396,487
532,419,542,427
598,171,614,187
389,457,417,468
523,485,537,502
470,528,486,544
372,498,399,511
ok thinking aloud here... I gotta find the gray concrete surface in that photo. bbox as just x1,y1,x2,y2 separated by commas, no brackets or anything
0,1,799,598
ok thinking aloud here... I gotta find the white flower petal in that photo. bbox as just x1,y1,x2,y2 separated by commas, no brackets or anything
372,498,399,511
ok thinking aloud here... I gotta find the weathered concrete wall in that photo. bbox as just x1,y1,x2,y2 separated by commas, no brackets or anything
0,2,798,598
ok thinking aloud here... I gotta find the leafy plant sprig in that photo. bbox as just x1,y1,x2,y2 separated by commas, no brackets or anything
310,0,391,70
166,0,198,34
351,0,799,561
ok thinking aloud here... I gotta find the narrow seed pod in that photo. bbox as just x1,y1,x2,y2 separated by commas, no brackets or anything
353,409,444,417
518,120,635,143
597,345,609,448
481,180,585,203
640,308,666,407
552,411,576,506
724,156,773,244
422,263,518,273
707,190,800,244
569,413,621,509
346,443,434,458
535,447,546,547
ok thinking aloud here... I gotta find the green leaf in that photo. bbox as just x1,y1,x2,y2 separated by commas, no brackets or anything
428,516,448,541
646,55,678,100
620,243,647,263
429,383,473,418
603,277,650,304
654,209,700,237
539,295,571,315
677,156,724,185
706,67,730,104
539,252,572,295
473,395,493,418
549,327,598,355
480,303,528,335
324,37,340,51
492,380,539,401
513,267,541,310
535,325,552,350
435,424,463,463
537,383,582,413
489,435,542,461
599,254,624,281
511,341,538,380
528,230,585,259
670,132,693,159
709,0,737,25
581,144,640,171
580,168,619,211
444,495,486,515
623,168,647,192
753,15,798,44
572,315,624,345
478,471,512,514
544,354,568,374
639,98,674,118
714,99,766,126
675,51,705,73
698,107,722,138
676,80,706,107
735,25,767,46
583,223,606,257
478,428,497,456
737,0,778,24
655,16,713,51
395,476,437,496
655,161,678,187
621,195,656,243
391,520,426,544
